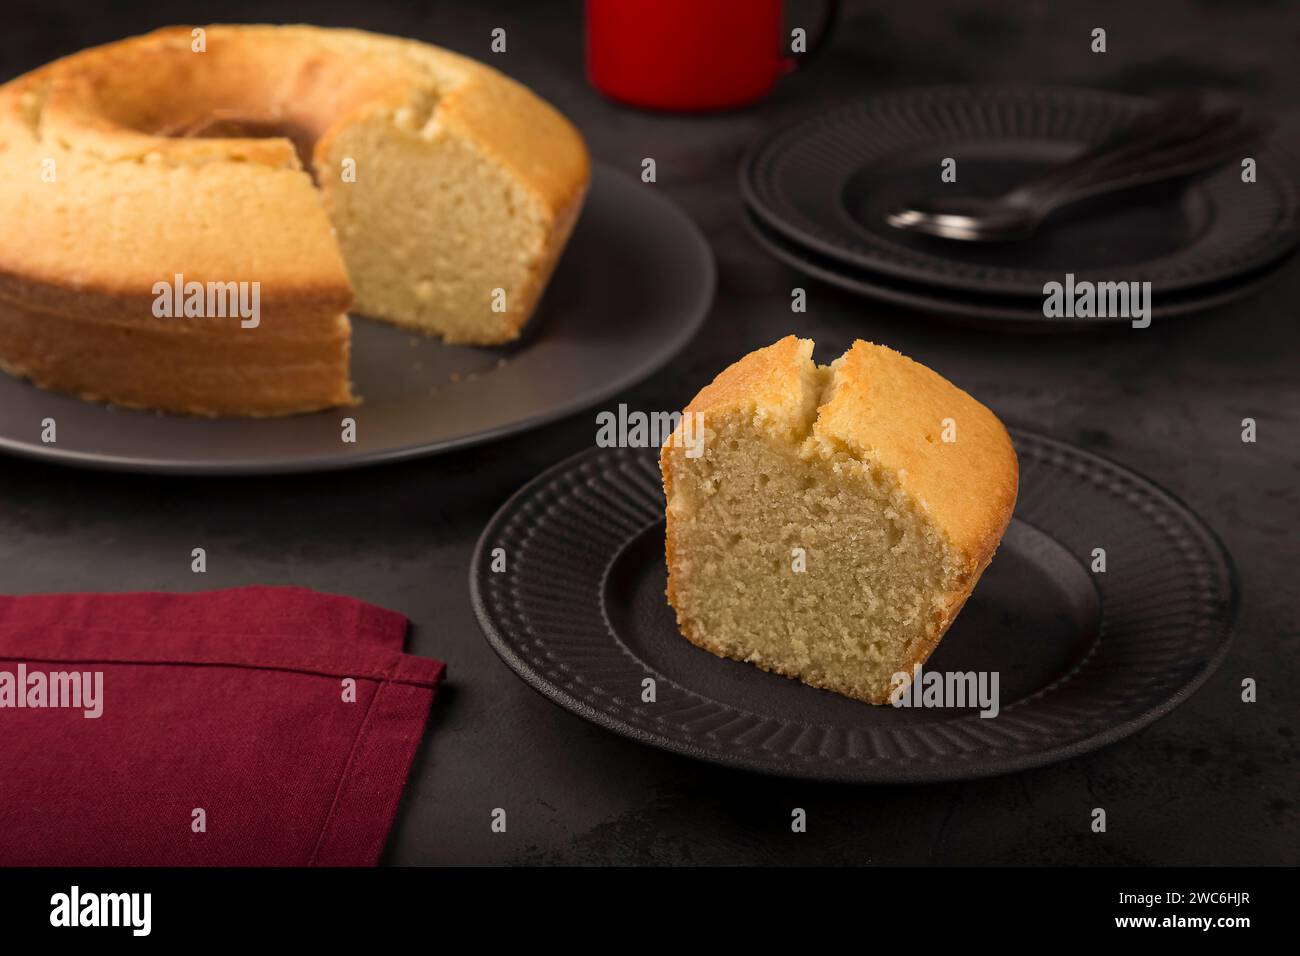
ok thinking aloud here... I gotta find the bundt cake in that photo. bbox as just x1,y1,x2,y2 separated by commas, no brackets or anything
0,24,590,415
661,336,1019,704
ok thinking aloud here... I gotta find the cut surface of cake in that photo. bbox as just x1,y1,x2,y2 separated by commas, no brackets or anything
661,336,1019,704
0,24,590,415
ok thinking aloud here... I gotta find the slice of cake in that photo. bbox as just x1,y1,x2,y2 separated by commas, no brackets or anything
660,336,1018,704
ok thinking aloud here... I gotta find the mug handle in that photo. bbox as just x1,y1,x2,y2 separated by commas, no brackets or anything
783,0,841,71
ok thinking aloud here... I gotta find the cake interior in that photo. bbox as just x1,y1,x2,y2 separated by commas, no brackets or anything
667,355,965,704
318,106,551,344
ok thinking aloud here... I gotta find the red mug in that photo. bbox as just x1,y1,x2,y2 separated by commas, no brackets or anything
587,0,838,111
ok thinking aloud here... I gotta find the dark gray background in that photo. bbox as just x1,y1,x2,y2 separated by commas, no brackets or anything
0,0,1296,864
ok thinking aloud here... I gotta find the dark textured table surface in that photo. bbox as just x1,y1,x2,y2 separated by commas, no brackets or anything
1,0,1296,865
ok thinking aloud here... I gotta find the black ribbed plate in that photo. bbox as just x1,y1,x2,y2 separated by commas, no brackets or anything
742,86,1300,299
471,433,1236,782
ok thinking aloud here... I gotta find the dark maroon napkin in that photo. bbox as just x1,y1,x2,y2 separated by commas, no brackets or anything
0,587,444,866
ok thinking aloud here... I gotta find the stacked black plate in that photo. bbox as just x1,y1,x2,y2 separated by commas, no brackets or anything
741,86,1300,327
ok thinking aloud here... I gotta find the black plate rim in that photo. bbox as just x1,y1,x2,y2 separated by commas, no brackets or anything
0,165,716,476
470,431,1238,784
744,206,1290,328
740,84,1300,297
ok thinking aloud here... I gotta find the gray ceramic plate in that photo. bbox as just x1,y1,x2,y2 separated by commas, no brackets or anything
471,435,1236,783
0,167,715,475
742,86,1300,298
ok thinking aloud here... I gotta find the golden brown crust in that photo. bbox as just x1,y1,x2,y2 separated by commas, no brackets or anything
0,296,354,416
678,335,813,433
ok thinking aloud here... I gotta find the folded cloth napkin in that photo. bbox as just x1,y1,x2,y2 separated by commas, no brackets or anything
0,586,444,866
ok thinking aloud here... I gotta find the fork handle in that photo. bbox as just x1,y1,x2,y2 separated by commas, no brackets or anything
1010,118,1266,212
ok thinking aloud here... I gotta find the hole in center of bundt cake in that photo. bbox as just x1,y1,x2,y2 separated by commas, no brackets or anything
154,112,321,177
